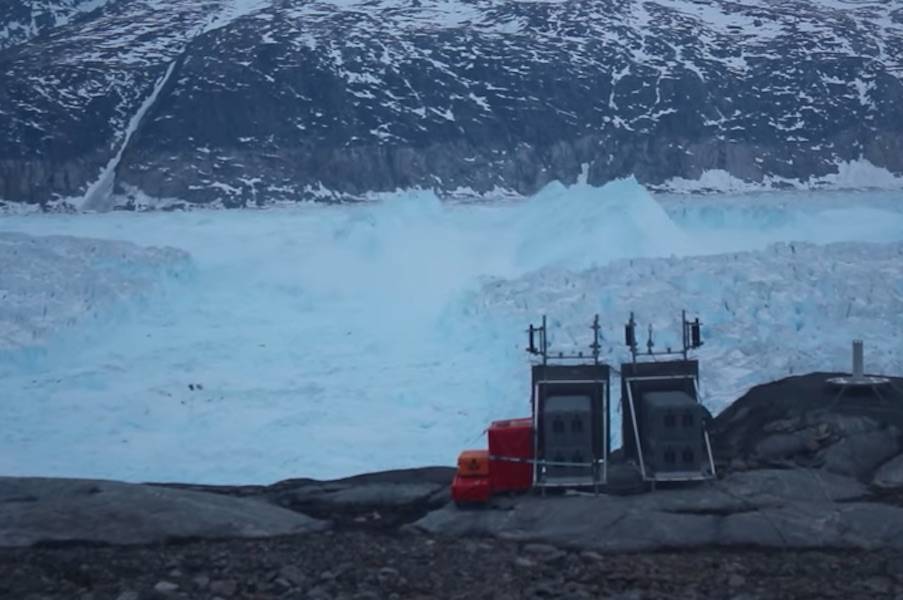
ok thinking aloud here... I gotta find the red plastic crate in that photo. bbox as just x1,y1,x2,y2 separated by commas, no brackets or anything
488,417,534,493
451,474,491,504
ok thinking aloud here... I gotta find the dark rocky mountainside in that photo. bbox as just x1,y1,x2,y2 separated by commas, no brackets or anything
0,0,114,51
1,0,902,209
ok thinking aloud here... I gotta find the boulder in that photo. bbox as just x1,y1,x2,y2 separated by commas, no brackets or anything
873,454,903,489
819,428,900,480
262,467,453,526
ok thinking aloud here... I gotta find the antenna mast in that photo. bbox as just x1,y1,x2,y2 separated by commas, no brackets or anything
625,310,703,362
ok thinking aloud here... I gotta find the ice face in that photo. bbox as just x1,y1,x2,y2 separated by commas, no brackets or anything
1,180,902,484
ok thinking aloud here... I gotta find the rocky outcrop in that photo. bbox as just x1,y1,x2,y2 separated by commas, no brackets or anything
6,466,903,553
874,454,903,490
0,477,327,547
711,372,903,481
0,0,113,51
163,467,455,530
3,371,903,552
411,469,903,552
1,0,902,209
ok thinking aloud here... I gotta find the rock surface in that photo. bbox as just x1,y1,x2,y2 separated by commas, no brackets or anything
162,467,454,529
6,530,903,600
0,477,327,547
2,372,903,555
411,468,903,552
7,464,902,554
874,454,903,490
711,372,903,481
1,0,902,209
0,0,113,51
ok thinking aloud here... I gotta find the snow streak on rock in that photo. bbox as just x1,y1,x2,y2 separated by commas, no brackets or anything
80,60,179,211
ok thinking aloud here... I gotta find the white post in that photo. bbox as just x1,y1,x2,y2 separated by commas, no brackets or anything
852,339,864,379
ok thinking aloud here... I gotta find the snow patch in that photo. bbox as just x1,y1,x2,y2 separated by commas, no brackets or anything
203,0,272,33
660,159,903,193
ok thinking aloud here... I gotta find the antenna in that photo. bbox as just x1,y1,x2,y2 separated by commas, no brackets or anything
681,310,703,358
624,310,704,361
526,315,549,364
690,318,702,348
541,315,548,363
625,312,638,362
526,314,602,364
590,314,601,365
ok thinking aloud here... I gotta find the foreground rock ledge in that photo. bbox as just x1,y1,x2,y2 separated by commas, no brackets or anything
3,466,903,553
411,469,903,552
0,478,327,547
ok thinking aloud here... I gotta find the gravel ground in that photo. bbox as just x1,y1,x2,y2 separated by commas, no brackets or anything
4,530,903,600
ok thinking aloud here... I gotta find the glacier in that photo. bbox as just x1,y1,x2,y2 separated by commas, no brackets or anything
0,179,902,484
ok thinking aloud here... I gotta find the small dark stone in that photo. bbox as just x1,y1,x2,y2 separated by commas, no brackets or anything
279,565,308,587
863,576,894,594
307,585,332,600
209,579,237,597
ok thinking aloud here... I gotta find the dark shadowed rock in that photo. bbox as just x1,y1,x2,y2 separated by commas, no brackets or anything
264,468,453,526
711,373,903,479
0,477,327,547
158,466,455,530
754,432,816,461
873,454,903,490
819,427,900,480
0,0,113,51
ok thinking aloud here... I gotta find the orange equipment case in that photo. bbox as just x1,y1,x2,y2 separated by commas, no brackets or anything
488,418,534,493
457,449,490,477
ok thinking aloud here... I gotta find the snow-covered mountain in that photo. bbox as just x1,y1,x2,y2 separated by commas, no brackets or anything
1,0,902,209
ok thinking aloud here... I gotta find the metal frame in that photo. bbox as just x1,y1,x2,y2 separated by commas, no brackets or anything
626,310,702,363
531,377,610,491
826,340,892,408
525,314,611,492
623,373,717,483
529,315,603,365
